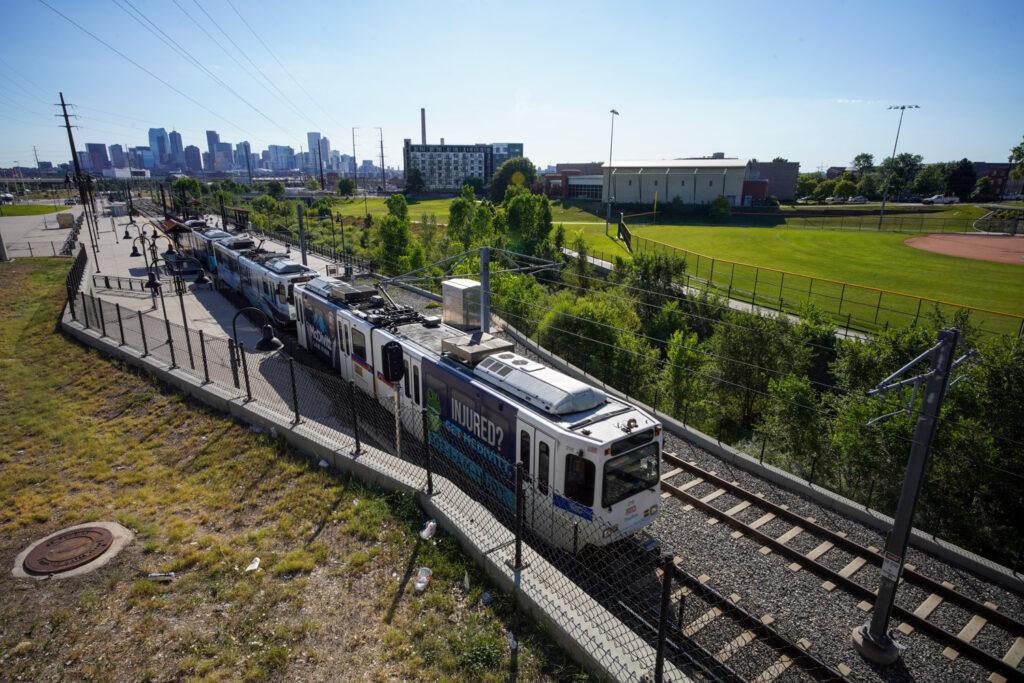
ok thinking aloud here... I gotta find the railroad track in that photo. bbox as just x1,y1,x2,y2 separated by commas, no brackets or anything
659,451,1024,682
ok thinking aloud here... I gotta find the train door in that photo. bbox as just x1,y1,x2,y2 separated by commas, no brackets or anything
401,354,423,440
348,320,375,396
533,428,556,539
336,316,352,380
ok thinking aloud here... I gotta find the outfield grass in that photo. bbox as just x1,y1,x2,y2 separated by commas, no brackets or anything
0,203,65,217
628,225,1023,334
0,259,583,682
331,196,454,221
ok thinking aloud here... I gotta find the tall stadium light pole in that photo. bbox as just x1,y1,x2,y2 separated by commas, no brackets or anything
876,104,919,231
604,109,619,236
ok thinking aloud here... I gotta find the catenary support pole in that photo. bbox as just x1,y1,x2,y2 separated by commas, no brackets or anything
199,330,210,384
296,203,308,266
480,246,490,334
853,327,959,664
655,553,675,683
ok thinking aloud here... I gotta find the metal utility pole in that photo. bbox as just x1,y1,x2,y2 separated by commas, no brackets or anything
58,92,98,255
480,246,490,334
315,140,326,191
876,104,919,231
296,203,308,266
244,141,253,185
377,127,385,192
604,109,619,236
852,327,964,665
351,127,358,195
33,146,40,169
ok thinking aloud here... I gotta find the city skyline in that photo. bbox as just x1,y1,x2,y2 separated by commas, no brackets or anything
0,1,1021,172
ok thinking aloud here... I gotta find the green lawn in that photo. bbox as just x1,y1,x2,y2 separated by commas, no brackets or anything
331,197,454,222
570,224,1023,336
0,204,65,217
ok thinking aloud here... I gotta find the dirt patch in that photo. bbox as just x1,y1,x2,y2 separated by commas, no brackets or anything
905,233,1024,265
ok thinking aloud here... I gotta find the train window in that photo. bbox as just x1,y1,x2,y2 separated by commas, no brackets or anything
537,442,550,495
519,431,530,474
351,329,367,359
413,366,420,404
404,361,411,398
263,281,270,296
564,452,595,507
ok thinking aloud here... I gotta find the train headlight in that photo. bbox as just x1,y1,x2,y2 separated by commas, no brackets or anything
645,505,659,518
602,525,619,538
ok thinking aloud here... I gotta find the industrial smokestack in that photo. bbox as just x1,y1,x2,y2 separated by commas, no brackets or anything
440,137,445,145
420,108,426,145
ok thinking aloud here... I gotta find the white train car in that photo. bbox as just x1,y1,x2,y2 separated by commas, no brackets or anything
236,251,318,326
184,226,233,274
211,235,257,293
295,276,662,550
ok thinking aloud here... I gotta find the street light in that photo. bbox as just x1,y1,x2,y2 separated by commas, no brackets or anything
605,109,619,236
877,104,920,231
231,307,284,353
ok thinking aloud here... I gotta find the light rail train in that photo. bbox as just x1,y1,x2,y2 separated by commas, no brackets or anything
294,276,662,550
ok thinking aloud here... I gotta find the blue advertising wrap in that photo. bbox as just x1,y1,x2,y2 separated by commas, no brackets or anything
299,295,339,369
423,359,517,510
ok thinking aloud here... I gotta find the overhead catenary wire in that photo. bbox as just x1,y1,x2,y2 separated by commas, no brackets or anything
226,0,344,130
111,0,289,142
36,0,261,142
181,0,325,133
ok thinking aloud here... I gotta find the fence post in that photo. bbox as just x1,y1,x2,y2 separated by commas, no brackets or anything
759,434,767,464
199,330,210,384
913,298,923,327
28,242,33,257
239,342,252,402
51,242,56,256
837,283,846,315
98,299,107,337
873,290,883,325
164,312,176,369
778,272,786,303
508,462,527,572
228,339,240,388
846,312,852,337
289,357,301,425
115,303,125,345
708,258,715,288
752,268,759,303
422,408,434,495
138,311,148,356
349,380,362,454
729,263,736,293
654,553,675,683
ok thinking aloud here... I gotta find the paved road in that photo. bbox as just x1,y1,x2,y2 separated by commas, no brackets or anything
0,204,82,256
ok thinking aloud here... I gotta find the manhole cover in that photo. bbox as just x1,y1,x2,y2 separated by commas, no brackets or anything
23,526,114,575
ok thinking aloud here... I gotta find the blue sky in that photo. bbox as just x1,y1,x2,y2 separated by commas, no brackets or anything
1,0,1021,171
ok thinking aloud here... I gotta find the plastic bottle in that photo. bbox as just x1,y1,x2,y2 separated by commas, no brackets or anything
414,567,433,592
419,519,437,540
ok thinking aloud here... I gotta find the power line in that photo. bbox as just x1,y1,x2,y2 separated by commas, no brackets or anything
36,0,259,142
111,0,290,140
226,0,344,130
181,0,324,133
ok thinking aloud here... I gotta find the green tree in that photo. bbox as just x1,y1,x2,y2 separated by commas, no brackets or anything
878,153,923,199
1010,135,1024,180
771,157,789,163
490,273,549,335
384,193,409,222
911,163,949,197
708,195,731,222
405,167,425,193
833,179,857,197
758,375,828,479
447,185,477,251
856,173,879,199
303,177,319,191
490,157,537,201
945,158,977,200
376,214,411,274
171,176,201,200
419,213,438,260
661,330,702,416
569,233,592,289
266,180,285,201
552,224,565,255
337,178,355,195
971,176,996,202
852,153,874,178
795,174,820,198
814,179,837,199
462,176,484,195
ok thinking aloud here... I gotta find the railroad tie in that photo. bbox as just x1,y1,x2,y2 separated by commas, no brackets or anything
661,467,683,480
943,601,997,660
714,614,775,663
760,521,809,556
823,545,878,592
790,539,834,572
701,485,733,524
897,580,954,635
729,494,766,539
988,636,1024,683
752,639,811,683
682,592,739,638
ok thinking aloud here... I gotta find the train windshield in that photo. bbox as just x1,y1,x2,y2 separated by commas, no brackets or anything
602,440,659,508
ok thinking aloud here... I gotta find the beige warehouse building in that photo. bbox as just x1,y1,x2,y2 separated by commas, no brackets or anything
601,158,749,206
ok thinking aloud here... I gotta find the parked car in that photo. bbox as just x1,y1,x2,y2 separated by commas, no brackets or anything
922,194,960,205
847,195,867,204
795,196,815,204
63,198,77,205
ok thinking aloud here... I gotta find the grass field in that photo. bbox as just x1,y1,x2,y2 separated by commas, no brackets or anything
329,197,608,225
0,204,65,217
0,259,583,681
568,223,1023,335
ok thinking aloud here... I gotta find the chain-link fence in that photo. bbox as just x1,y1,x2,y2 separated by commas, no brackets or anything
64,285,852,682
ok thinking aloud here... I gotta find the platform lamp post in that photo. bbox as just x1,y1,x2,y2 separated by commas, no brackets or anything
604,109,619,237
130,234,156,272
876,104,919,231
231,307,284,353
168,254,206,370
